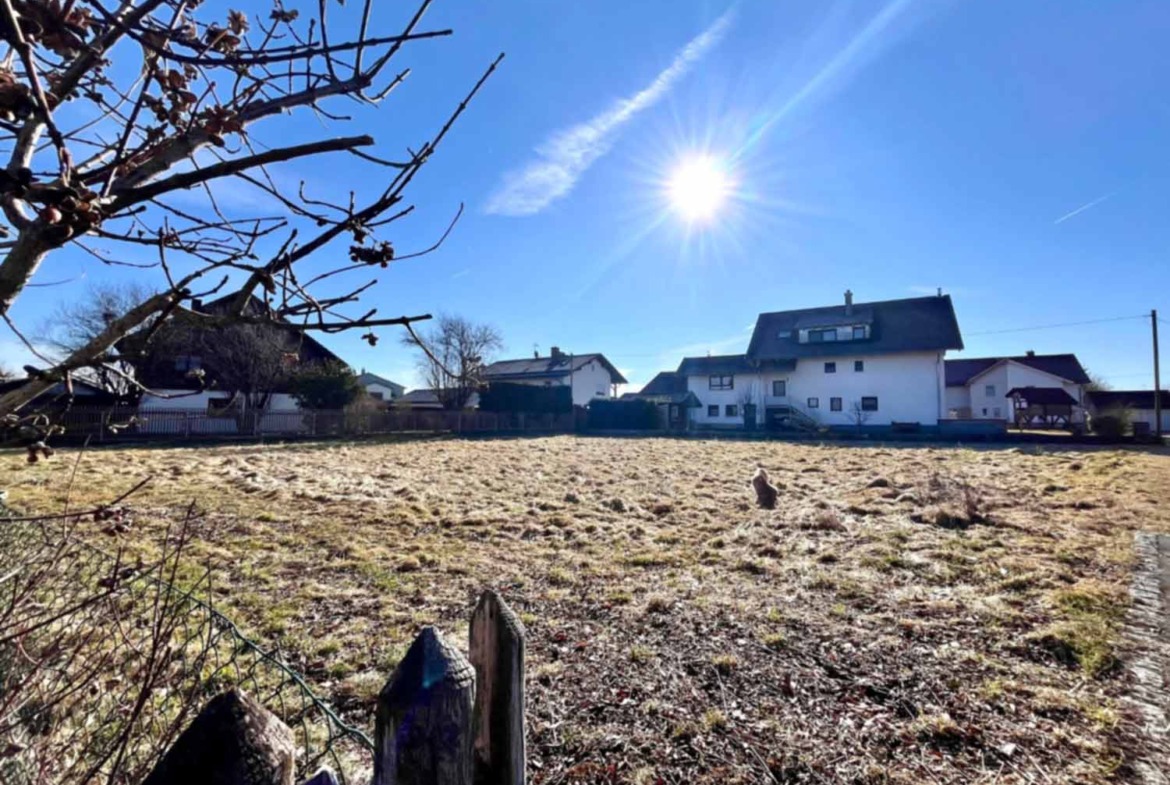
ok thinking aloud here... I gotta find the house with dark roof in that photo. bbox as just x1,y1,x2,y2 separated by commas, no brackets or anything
674,291,963,429
122,292,348,420
620,371,701,429
943,352,1090,424
357,370,405,403
481,347,626,407
1087,390,1169,435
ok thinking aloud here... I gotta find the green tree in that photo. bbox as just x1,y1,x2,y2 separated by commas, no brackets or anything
289,362,364,410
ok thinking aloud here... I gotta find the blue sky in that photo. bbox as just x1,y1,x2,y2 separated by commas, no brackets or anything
4,0,1169,390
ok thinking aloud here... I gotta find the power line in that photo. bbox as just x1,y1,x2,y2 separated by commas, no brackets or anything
966,314,1146,337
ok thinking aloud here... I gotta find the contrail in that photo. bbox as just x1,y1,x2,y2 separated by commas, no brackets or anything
1054,193,1113,225
485,10,734,217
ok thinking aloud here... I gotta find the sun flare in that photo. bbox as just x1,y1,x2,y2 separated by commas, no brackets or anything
666,155,732,222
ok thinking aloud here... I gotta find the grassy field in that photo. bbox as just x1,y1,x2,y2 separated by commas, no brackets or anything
3,436,1168,783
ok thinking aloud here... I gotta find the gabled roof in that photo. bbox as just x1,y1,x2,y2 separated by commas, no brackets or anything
200,292,345,366
1006,386,1078,406
945,354,1090,387
747,295,963,361
677,354,756,376
357,371,404,391
638,371,688,396
676,353,799,376
1088,390,1170,411
482,353,627,385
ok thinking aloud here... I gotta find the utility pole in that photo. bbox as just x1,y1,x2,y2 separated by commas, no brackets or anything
1154,309,1163,440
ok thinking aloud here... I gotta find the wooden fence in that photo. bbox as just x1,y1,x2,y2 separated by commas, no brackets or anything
140,590,526,785
52,406,580,443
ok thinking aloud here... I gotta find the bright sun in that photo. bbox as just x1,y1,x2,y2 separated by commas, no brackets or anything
666,155,732,222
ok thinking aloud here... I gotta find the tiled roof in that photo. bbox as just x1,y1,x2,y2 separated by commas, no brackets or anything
945,354,1090,387
747,295,963,361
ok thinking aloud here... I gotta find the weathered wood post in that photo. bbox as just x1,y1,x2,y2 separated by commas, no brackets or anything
374,626,476,785
469,590,526,785
142,689,295,785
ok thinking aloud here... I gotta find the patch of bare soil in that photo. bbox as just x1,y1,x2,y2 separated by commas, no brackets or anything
3,437,1168,783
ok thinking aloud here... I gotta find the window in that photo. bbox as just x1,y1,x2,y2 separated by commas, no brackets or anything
854,360,864,372
985,384,996,397
174,355,201,371
853,326,867,340
772,380,786,397
830,397,842,412
808,328,838,343
982,408,988,416
725,404,738,418
709,375,734,390
861,397,879,412
993,407,1002,418
708,404,719,417
207,397,233,416
370,392,384,401
824,362,837,374
807,397,820,409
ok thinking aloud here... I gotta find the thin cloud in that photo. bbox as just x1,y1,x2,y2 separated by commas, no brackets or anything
485,10,734,217
1054,193,1113,225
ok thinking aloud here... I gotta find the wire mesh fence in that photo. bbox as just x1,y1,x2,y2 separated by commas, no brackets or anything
0,502,374,785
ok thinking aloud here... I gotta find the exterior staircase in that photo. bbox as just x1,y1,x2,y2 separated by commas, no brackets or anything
768,405,819,432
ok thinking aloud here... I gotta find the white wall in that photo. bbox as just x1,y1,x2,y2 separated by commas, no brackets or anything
139,390,301,411
1130,408,1170,433
365,382,401,401
687,351,946,428
570,360,616,406
961,362,1086,424
685,375,752,427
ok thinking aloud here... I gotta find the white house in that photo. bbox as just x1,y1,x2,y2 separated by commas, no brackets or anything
1087,390,1169,435
357,371,405,403
944,353,1090,424
481,348,626,407
679,291,964,429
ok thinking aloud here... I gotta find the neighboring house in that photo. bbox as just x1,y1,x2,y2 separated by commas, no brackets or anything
621,371,701,429
677,291,963,429
396,388,479,410
944,352,1090,424
122,292,346,415
357,370,405,403
1087,390,1170,435
0,374,130,409
481,347,627,407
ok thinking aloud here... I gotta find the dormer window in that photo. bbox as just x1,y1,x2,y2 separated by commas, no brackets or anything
808,328,837,343
800,324,870,344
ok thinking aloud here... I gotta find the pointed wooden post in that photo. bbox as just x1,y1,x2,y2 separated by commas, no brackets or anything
142,690,295,785
470,590,526,785
374,626,475,785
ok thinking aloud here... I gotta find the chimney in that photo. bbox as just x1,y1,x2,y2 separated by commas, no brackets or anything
550,346,564,359
937,287,943,297
191,297,203,312
844,289,853,316
1026,350,1035,357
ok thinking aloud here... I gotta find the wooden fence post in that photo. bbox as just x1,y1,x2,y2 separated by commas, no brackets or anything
142,690,295,785
375,626,475,785
469,590,526,785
